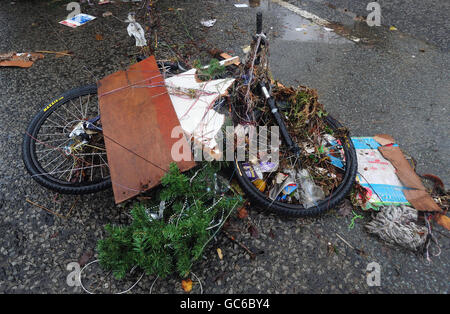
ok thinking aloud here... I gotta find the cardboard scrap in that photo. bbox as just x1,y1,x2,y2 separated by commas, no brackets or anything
165,66,235,160
352,137,410,209
375,137,442,213
59,13,96,28
373,134,395,146
0,52,44,68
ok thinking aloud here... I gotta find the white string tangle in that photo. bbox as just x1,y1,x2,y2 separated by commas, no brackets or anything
79,259,144,294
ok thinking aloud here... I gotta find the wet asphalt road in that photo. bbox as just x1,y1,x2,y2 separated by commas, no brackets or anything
0,0,448,294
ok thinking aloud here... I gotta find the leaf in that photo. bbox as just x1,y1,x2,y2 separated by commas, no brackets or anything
337,199,353,217
268,229,276,239
389,26,397,31
181,279,193,292
78,250,94,267
95,34,104,41
434,213,450,231
217,248,223,260
248,224,259,238
237,207,248,219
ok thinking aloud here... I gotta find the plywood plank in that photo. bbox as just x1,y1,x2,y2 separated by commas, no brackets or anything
98,56,195,203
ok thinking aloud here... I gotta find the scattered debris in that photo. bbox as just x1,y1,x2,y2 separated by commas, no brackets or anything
0,52,44,68
348,210,364,230
125,12,147,47
59,13,96,28
25,197,78,219
102,11,113,17
35,50,73,57
200,19,217,28
336,233,365,255
217,248,223,260
222,229,256,259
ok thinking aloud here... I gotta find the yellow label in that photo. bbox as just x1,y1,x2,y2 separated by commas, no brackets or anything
43,96,64,112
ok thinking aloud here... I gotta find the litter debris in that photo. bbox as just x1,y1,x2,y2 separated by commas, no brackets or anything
253,179,266,192
200,19,217,28
125,12,147,47
234,4,249,8
0,52,44,68
297,169,325,207
366,205,428,251
59,13,96,28
348,210,363,230
35,50,73,58
102,11,113,17
217,248,223,260
164,59,236,159
269,172,296,201
242,45,251,54
323,27,334,32
242,162,277,181
389,26,398,31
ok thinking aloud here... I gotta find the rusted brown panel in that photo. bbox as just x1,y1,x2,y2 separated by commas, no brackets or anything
98,56,195,203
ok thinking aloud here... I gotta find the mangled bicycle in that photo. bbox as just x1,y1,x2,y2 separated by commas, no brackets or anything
22,13,357,216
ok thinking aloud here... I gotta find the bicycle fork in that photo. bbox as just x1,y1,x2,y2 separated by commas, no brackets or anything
260,82,301,161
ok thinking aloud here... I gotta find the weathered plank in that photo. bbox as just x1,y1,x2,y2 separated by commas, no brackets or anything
98,56,195,203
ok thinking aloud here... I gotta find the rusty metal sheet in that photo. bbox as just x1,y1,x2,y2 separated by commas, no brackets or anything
98,56,195,203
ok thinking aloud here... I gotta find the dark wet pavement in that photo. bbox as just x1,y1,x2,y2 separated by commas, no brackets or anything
0,0,448,293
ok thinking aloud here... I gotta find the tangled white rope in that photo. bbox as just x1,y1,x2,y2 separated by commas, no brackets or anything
365,205,428,251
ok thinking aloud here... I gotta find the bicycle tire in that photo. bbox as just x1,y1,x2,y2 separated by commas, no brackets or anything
22,84,112,194
234,115,357,217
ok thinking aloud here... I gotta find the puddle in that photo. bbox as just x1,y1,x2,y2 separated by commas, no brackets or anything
239,0,353,44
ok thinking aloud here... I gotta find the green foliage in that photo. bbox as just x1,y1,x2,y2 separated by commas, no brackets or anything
194,58,226,81
97,162,242,279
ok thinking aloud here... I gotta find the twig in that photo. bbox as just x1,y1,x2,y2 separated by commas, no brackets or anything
35,50,73,56
26,196,79,219
26,198,66,219
222,229,256,259
336,233,355,250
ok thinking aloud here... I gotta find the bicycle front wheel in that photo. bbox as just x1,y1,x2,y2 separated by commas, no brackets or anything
234,114,357,217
